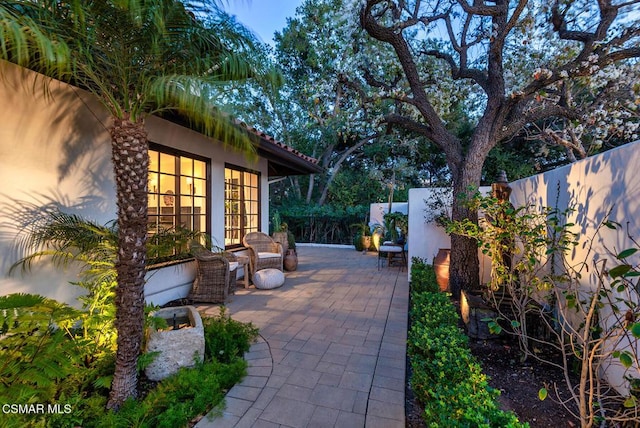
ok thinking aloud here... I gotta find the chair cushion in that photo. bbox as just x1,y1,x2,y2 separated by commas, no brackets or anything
228,261,238,272
379,245,403,253
258,252,282,259
253,268,285,290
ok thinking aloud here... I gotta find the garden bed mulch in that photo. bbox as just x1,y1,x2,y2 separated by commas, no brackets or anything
468,337,579,427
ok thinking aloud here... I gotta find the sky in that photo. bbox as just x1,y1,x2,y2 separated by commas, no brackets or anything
225,0,305,46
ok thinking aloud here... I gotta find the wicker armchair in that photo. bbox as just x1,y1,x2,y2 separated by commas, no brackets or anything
188,244,238,303
242,232,283,277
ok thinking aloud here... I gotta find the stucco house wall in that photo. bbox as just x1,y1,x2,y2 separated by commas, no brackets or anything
0,60,277,306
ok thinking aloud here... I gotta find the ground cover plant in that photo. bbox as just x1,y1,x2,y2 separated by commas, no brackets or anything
408,258,527,427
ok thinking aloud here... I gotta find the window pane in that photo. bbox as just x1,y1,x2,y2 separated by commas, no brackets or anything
247,214,258,229
193,178,206,197
224,165,260,248
194,160,206,179
148,146,208,242
194,215,206,233
149,172,159,194
149,150,159,172
160,153,175,174
180,176,193,195
159,174,175,195
180,156,193,176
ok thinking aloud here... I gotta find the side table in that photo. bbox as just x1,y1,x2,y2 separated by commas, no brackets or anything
236,255,250,288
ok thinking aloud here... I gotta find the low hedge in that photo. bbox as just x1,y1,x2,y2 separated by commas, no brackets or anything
408,259,527,428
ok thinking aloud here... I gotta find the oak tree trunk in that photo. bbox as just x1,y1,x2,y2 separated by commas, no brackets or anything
448,153,484,299
106,115,149,410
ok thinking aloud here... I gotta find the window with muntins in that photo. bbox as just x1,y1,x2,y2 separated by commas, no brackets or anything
148,146,209,236
225,165,260,247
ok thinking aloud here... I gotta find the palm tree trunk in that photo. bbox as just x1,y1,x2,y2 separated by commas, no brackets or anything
107,115,149,410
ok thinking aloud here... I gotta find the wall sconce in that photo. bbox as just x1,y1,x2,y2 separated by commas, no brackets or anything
186,177,194,195
149,177,157,200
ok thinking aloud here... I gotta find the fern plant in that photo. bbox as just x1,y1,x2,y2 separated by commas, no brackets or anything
0,293,83,404
10,210,210,352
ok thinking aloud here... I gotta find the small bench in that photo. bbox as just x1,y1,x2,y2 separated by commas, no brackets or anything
253,268,285,290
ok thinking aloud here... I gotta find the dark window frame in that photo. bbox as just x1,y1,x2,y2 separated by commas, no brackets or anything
224,163,261,249
148,143,211,237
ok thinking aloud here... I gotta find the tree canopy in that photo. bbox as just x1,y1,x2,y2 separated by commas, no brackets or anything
230,0,639,294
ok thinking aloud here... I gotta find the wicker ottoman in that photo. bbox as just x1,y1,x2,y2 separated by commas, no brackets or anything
253,268,285,290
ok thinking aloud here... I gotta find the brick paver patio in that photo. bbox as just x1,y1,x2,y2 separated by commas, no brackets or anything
194,244,409,428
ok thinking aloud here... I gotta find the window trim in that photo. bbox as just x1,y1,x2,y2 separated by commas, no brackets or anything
224,163,261,249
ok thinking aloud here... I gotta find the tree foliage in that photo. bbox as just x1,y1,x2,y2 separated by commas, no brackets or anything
357,0,640,295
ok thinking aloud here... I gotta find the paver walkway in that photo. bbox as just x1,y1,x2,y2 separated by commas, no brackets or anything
194,245,409,428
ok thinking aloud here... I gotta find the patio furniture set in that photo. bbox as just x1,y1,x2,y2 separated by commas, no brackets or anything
188,232,286,303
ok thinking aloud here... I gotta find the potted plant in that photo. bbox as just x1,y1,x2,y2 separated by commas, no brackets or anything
284,231,298,271
382,212,408,244
271,211,289,255
352,222,372,252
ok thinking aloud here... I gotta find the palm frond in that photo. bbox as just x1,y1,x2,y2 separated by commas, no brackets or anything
9,210,117,276
0,2,72,80
145,74,257,156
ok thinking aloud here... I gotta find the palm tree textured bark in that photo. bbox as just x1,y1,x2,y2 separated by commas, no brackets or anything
108,116,149,405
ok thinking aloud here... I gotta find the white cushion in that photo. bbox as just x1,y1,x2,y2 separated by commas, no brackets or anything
253,268,285,290
228,261,238,272
258,252,281,259
379,245,403,253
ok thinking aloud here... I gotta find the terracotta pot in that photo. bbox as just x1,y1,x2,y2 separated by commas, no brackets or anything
361,236,372,252
434,248,450,292
284,249,298,271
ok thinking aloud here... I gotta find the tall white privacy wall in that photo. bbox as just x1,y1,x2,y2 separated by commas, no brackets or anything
509,139,640,395
369,202,408,228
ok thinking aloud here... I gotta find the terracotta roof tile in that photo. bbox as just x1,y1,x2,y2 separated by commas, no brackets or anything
235,120,319,165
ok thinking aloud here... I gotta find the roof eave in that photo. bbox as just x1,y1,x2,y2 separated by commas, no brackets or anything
255,138,324,177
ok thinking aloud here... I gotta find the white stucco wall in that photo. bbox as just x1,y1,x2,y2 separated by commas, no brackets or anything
369,202,409,228
509,140,640,297
509,140,640,396
0,60,268,306
409,147,640,395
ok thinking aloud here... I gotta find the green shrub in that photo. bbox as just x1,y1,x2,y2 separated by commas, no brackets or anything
203,307,259,364
410,258,439,293
89,358,246,428
0,298,258,428
408,259,527,427
409,292,458,328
